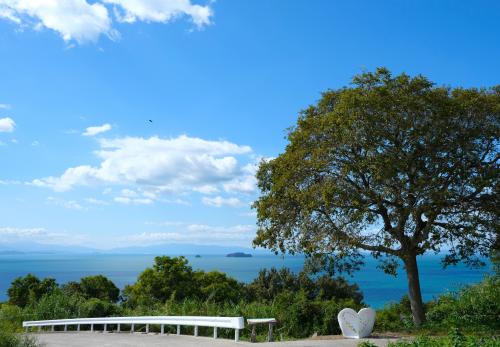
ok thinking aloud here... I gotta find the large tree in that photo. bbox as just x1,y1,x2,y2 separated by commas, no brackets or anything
7,274,57,308
253,68,499,326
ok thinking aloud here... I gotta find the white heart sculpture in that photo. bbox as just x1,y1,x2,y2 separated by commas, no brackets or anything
338,307,376,339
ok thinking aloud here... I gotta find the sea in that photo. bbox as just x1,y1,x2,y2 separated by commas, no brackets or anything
0,253,491,308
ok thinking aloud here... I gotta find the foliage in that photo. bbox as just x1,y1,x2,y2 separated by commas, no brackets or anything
358,342,378,347
246,268,299,301
425,276,500,332
7,274,57,308
246,267,363,304
80,298,120,317
123,256,360,310
375,276,500,334
387,329,500,347
375,295,415,332
194,270,244,304
0,332,40,347
2,256,498,340
123,256,202,306
26,289,85,321
63,275,120,303
253,68,499,325
0,304,25,333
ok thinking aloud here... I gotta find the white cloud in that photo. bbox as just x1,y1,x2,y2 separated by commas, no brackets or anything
223,176,256,194
31,135,253,196
0,103,11,109
120,188,138,197
239,211,257,218
0,226,88,246
85,197,109,205
193,184,219,194
105,0,212,27
202,195,243,208
0,227,46,238
0,117,15,132
145,220,184,226
0,179,21,185
46,196,85,210
83,123,112,136
163,198,191,206
0,0,117,43
114,196,153,205
0,0,213,44
126,223,254,246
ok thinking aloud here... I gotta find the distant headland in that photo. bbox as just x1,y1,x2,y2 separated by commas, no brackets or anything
226,252,252,258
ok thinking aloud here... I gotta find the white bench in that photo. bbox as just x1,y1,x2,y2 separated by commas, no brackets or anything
247,318,277,342
23,316,245,341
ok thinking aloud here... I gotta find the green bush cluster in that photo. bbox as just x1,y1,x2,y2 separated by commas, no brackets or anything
1,256,498,341
375,275,500,334
0,331,39,347
387,329,500,347
425,276,499,332
0,256,364,340
358,329,500,347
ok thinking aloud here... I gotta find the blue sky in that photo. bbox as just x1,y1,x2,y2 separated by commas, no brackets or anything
0,0,499,250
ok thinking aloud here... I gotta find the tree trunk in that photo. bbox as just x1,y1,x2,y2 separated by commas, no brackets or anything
403,254,425,326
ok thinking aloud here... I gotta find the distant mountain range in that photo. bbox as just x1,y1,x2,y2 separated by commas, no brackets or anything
0,242,269,256
0,241,98,254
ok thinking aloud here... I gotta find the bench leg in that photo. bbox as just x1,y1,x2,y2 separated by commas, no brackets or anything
161,324,164,334
250,325,256,343
104,324,107,333
91,324,94,332
268,323,274,342
213,327,218,339
235,329,240,342
177,325,180,335
194,326,198,337
77,324,80,332
131,324,134,333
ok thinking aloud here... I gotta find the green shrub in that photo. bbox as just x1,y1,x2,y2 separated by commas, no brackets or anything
26,290,85,321
426,276,500,332
375,296,414,331
7,274,57,308
0,304,25,333
376,276,500,333
62,275,120,303
358,342,378,347
0,332,40,347
387,329,500,347
80,298,120,317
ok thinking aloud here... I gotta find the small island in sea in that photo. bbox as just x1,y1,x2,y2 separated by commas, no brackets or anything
195,254,201,258
226,252,252,258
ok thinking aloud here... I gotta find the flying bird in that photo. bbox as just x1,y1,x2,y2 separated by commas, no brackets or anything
148,120,153,123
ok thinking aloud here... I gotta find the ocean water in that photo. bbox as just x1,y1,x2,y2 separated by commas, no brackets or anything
0,253,491,308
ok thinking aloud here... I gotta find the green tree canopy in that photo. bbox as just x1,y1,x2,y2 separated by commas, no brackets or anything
195,270,243,303
63,275,120,303
247,267,363,304
253,68,499,325
124,256,197,306
123,256,245,306
7,274,57,308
